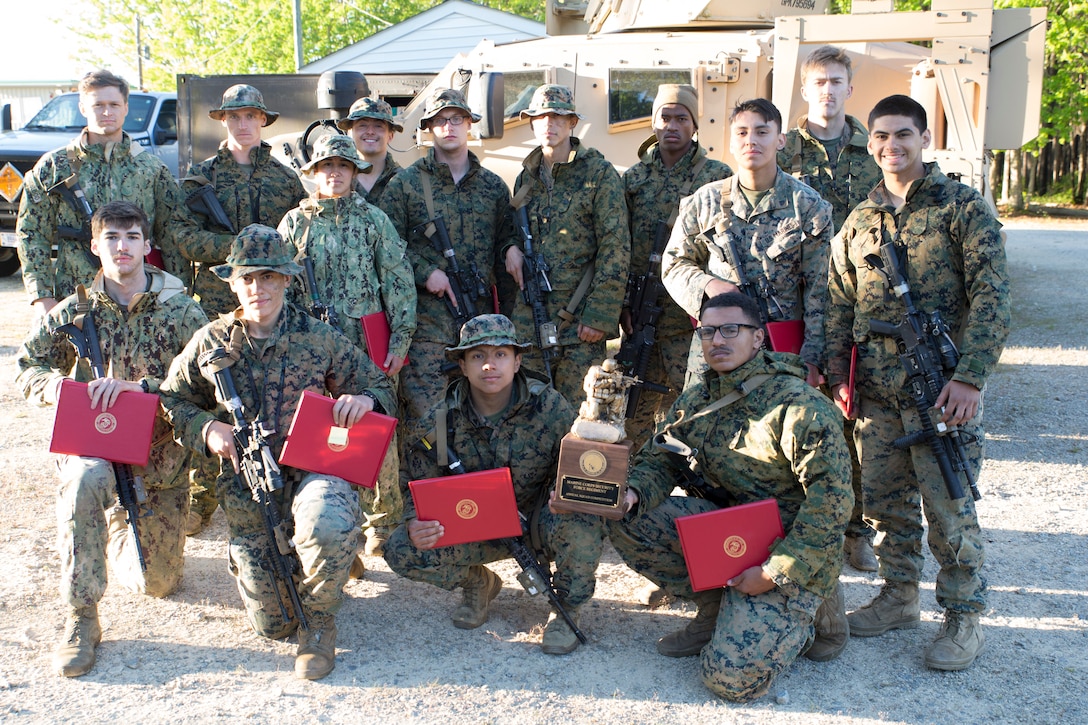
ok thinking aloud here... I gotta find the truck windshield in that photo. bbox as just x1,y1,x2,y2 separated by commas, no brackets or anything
22,94,157,133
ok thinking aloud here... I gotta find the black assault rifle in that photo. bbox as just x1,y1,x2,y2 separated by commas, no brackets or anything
184,184,235,233
714,218,786,327
866,241,981,501
300,256,341,331
420,436,586,644
48,175,99,267
58,287,150,572
415,216,487,328
616,220,672,417
652,430,734,508
513,204,558,383
198,342,309,631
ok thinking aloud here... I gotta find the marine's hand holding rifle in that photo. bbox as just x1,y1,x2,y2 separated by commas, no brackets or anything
864,241,981,501
300,255,341,331
414,215,485,327
617,219,672,416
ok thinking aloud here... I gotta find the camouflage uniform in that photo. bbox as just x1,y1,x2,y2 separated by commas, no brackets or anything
336,97,405,205
281,136,416,529
779,113,882,546
609,351,852,701
180,142,305,316
386,369,606,611
511,135,631,405
16,267,209,607
621,137,732,448
663,171,833,375
356,153,402,205
826,163,1010,613
380,148,515,430
160,230,396,637
778,114,882,231
16,130,188,304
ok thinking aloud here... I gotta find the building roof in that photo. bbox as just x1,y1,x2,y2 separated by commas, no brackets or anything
302,0,544,75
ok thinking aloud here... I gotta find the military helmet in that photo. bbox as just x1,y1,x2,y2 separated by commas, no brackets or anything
419,88,481,129
445,314,532,360
520,84,583,120
336,97,404,133
301,134,373,174
208,84,279,126
212,224,303,281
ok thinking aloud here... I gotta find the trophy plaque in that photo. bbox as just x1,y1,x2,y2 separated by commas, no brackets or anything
552,358,637,520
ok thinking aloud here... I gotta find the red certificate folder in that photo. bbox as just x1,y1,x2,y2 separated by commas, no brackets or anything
409,468,522,548
49,379,159,466
278,390,397,489
766,320,805,355
846,344,859,418
361,311,408,372
675,498,785,592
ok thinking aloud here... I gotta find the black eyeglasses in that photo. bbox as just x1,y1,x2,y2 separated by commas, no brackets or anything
694,323,760,341
430,115,469,128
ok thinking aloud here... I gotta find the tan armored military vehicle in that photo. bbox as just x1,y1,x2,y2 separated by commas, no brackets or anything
390,0,1046,202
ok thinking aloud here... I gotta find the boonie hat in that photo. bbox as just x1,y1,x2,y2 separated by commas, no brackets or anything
212,224,303,281
301,134,373,174
337,97,405,133
419,88,481,128
445,314,532,360
519,84,583,120
208,84,279,126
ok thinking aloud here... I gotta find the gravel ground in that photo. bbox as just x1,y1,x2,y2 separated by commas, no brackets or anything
0,216,1084,723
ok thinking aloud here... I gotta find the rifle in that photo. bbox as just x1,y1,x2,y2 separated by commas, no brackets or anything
198,342,309,631
300,256,341,331
57,286,150,572
865,241,981,501
420,434,586,644
185,184,235,234
652,430,734,508
714,216,786,326
414,215,487,328
616,219,672,417
513,204,558,383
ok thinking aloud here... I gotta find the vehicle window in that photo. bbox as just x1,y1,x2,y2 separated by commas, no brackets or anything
124,96,154,133
608,69,692,126
156,99,177,138
503,71,548,120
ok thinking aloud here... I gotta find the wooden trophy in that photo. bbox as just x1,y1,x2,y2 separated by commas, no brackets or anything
553,358,636,520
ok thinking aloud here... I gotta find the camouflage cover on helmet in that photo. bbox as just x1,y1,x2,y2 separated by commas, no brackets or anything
212,224,303,280
445,314,532,360
337,97,404,133
208,84,279,125
301,134,373,174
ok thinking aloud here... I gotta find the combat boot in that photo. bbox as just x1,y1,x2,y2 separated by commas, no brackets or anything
844,535,878,572
805,581,849,661
364,526,391,557
925,610,984,671
451,566,502,630
848,581,920,637
636,582,675,609
348,554,366,580
541,607,582,655
295,615,338,680
53,605,101,677
656,589,722,658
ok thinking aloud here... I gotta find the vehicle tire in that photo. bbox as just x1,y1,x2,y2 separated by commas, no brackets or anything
0,248,19,278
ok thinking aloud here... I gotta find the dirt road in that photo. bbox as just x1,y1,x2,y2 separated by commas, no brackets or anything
0,217,1084,723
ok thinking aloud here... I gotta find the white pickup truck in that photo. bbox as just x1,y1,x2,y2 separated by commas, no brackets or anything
0,91,178,277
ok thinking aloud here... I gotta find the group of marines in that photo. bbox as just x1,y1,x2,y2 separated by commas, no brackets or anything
14,42,1007,703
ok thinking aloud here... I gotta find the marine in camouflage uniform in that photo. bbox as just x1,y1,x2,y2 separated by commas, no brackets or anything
280,134,415,551
379,88,517,433
609,292,851,702
16,201,209,677
178,85,306,532
385,315,605,654
17,70,189,312
663,99,832,382
776,47,885,567
179,85,306,317
337,97,405,205
621,84,733,449
510,85,630,406
826,96,1009,672
159,225,396,680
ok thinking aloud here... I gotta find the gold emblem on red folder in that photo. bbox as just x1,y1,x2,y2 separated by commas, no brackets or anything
455,499,479,520
94,413,118,435
723,535,747,558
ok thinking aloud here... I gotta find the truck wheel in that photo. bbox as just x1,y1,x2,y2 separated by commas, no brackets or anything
0,248,19,278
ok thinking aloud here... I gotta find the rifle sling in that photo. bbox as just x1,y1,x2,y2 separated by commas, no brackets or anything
654,373,773,454
419,170,438,239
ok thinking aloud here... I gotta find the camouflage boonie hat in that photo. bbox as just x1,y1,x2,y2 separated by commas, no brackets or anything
520,84,583,120
419,88,481,128
301,134,373,174
212,224,303,281
208,84,279,126
337,97,404,133
445,314,532,360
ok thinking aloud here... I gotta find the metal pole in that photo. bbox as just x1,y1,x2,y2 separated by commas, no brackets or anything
136,15,144,90
293,0,303,71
